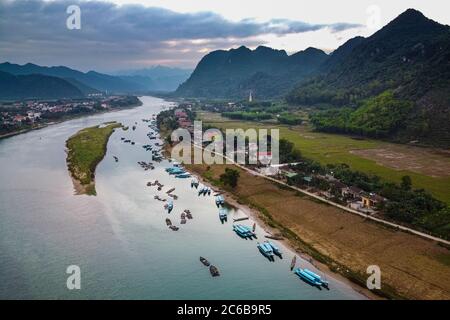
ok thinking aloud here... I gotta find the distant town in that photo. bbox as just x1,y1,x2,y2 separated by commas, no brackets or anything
0,95,141,137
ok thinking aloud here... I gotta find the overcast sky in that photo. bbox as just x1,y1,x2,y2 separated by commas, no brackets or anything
0,0,448,72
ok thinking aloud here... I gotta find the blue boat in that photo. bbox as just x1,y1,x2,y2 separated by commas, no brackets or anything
240,225,257,238
215,195,225,207
257,242,275,260
169,169,185,175
165,199,174,214
219,209,227,222
198,185,205,196
232,224,256,239
176,173,191,178
294,268,322,287
198,186,210,196
265,241,282,257
303,268,329,288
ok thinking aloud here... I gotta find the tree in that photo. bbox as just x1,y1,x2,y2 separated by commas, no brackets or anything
279,138,302,163
401,175,412,191
220,168,240,188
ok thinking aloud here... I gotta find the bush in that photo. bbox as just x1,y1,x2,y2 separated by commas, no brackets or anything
220,168,240,188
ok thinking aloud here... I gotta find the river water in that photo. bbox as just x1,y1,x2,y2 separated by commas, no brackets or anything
0,96,365,299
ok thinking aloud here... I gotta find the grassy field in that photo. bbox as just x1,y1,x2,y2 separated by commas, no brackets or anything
66,122,122,195
197,111,450,204
186,162,450,300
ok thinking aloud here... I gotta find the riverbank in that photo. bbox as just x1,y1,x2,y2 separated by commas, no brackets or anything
191,171,381,300
158,125,450,300
184,162,450,300
0,99,142,141
66,122,123,195
159,134,380,298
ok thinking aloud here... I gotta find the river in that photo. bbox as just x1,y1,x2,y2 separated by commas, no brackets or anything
0,96,365,299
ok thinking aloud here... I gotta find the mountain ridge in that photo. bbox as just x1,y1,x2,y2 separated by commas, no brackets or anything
0,62,153,93
287,8,450,147
175,45,328,99
0,71,84,100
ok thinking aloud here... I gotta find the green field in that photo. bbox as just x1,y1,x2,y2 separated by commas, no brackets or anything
66,122,122,195
198,111,450,204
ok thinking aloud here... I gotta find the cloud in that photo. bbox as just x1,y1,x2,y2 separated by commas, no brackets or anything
0,0,362,70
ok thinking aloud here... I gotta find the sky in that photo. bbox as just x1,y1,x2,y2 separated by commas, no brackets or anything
0,0,449,72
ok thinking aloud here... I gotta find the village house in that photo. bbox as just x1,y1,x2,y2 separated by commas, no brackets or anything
361,193,386,209
13,115,26,123
174,109,188,118
282,169,298,180
341,186,363,200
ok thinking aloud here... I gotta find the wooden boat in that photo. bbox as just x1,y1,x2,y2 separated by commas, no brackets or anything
199,256,210,266
185,211,193,219
191,178,199,188
165,218,172,226
209,265,220,277
169,225,179,231
290,256,297,271
265,234,284,240
233,217,249,222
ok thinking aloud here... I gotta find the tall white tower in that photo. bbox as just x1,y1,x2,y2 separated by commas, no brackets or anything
249,90,253,103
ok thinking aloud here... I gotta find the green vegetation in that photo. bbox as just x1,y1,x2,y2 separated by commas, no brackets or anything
175,46,327,99
0,71,83,100
310,91,413,138
66,122,122,195
198,113,450,205
286,10,450,147
222,111,272,121
279,138,302,163
220,168,240,188
277,112,303,125
288,161,450,238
